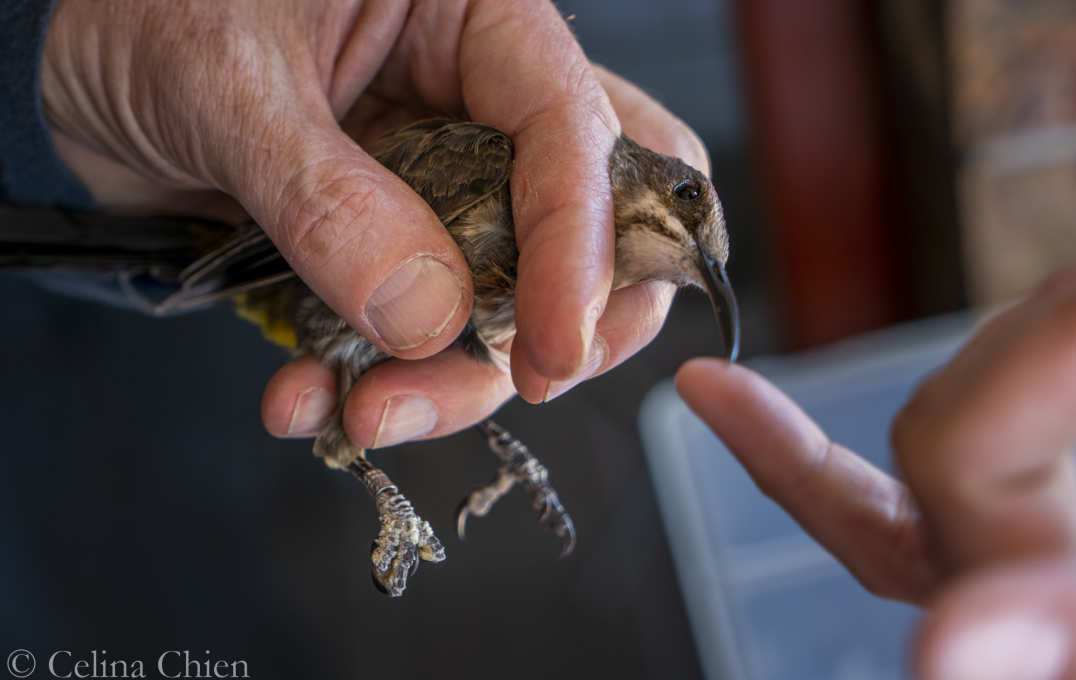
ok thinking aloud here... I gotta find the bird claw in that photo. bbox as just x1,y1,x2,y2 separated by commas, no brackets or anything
458,420,577,557
455,466,516,541
455,498,473,541
530,487,576,558
368,489,446,597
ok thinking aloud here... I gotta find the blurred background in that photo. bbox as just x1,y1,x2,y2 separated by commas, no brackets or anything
2,1,1073,678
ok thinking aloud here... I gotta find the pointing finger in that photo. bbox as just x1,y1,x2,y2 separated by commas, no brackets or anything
676,358,938,602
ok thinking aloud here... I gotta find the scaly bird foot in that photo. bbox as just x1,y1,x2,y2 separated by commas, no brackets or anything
456,420,576,557
347,457,445,598
369,488,446,597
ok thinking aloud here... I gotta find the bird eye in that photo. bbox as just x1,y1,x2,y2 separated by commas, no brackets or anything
674,180,701,201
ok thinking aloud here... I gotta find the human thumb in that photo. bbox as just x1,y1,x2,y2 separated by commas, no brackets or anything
222,112,473,358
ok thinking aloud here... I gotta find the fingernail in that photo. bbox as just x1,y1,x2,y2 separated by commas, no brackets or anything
545,334,608,402
934,615,1069,680
372,395,438,448
286,387,333,436
366,256,462,350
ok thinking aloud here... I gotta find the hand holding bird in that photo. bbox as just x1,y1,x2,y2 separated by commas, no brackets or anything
3,119,737,596
37,0,712,452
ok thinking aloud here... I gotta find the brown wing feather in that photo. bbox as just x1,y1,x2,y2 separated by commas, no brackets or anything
371,119,513,225
156,120,513,312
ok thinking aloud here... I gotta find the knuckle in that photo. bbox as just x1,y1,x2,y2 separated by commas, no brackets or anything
275,163,380,269
145,8,263,92
563,59,608,110
132,8,281,185
847,491,931,603
802,437,837,495
881,494,929,594
568,72,620,141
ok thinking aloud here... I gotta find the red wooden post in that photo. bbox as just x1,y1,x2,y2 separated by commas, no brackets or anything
736,0,912,349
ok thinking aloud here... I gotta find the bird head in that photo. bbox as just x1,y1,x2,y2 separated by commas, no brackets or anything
609,135,740,361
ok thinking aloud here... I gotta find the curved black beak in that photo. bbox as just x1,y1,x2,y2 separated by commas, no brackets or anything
699,254,741,362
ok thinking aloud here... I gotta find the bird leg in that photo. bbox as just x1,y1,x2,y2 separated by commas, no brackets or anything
314,407,445,598
307,359,445,598
455,419,576,557
345,454,446,597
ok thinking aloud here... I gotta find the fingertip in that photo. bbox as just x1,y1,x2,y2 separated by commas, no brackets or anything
512,327,610,404
675,356,735,404
354,392,439,451
675,360,830,468
917,562,1076,680
261,356,338,438
342,348,517,449
241,124,474,360
516,336,584,383
340,368,395,449
544,333,608,402
676,355,730,378
514,284,605,381
510,346,551,404
361,254,473,360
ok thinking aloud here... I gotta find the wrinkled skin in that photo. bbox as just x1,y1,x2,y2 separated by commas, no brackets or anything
678,266,1076,680
41,0,709,447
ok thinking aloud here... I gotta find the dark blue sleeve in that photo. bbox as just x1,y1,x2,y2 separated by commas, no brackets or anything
0,0,95,209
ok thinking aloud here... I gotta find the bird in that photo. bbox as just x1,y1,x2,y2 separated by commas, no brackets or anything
0,118,739,597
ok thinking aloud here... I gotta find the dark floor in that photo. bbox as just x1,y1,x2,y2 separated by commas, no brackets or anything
1,3,773,679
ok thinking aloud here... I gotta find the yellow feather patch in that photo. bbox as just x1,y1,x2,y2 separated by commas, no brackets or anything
233,289,298,349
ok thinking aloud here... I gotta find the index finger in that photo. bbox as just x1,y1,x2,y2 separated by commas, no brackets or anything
459,1,620,382
676,358,938,602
